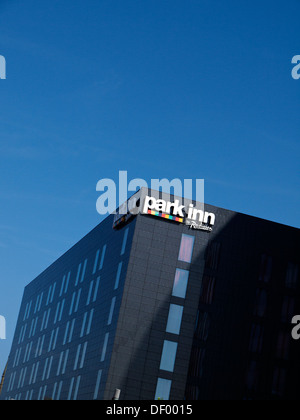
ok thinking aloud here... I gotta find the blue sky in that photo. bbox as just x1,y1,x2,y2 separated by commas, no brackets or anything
0,0,299,373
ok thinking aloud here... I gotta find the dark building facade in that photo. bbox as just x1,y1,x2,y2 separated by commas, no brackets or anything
1,190,299,400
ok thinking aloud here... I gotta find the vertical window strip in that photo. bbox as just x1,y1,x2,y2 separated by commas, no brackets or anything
99,245,107,270
21,367,27,388
24,303,29,321
80,342,88,369
38,293,43,312
114,263,123,290
178,234,195,263
50,283,56,304
32,317,38,337
56,381,63,400
42,359,49,381
69,292,76,316
52,327,59,351
34,297,39,314
63,322,70,346
160,341,178,373
75,263,82,287
65,272,71,294
93,250,100,275
68,319,76,343
101,333,109,362
46,286,52,306
155,378,172,401
54,302,61,324
74,289,82,313
107,297,116,326
44,308,51,330
62,350,69,375
121,228,129,256
68,378,75,401
93,370,102,400
60,276,66,297
57,352,64,376
73,376,81,401
74,344,82,371
86,309,94,335
80,259,88,283
80,313,88,338
93,277,101,302
46,357,53,380
86,281,94,306
59,299,65,322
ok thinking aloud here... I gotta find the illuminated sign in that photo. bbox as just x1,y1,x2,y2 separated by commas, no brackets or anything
143,196,215,232
112,193,216,232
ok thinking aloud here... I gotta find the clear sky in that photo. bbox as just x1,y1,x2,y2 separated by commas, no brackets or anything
0,0,299,374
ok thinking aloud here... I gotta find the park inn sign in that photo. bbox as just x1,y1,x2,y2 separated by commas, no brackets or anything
143,195,216,232
112,190,216,232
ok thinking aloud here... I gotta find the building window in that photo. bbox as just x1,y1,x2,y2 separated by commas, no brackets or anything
121,228,129,256
101,333,109,362
200,276,216,305
99,245,107,271
172,269,189,299
188,347,206,378
114,263,123,290
68,376,81,401
272,367,286,397
107,297,116,326
178,234,195,263
276,332,290,360
281,296,295,323
205,242,221,270
155,378,172,401
249,324,264,354
258,255,272,283
52,381,63,401
194,312,210,341
245,361,259,392
93,370,103,400
285,263,298,289
166,304,184,335
93,250,100,275
253,289,268,318
59,273,70,297
160,340,178,372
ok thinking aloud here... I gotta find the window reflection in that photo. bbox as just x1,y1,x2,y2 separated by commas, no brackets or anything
160,340,178,372
166,304,184,335
178,234,195,263
155,378,172,401
172,269,189,299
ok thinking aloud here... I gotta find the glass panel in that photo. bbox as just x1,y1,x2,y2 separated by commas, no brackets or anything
93,370,103,400
114,263,123,290
107,297,116,326
160,340,178,372
178,234,195,263
166,304,184,335
285,263,298,289
101,333,109,362
121,228,129,256
172,269,189,299
155,378,172,401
